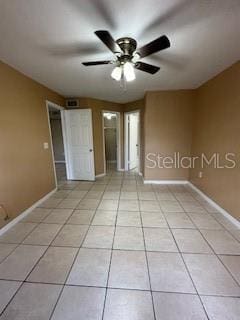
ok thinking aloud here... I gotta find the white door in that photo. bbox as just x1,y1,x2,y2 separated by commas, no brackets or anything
128,113,139,170
61,109,95,180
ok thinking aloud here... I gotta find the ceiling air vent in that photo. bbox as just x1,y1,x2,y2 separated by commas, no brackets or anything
66,99,79,108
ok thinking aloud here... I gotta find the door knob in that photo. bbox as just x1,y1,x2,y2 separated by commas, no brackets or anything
89,149,93,152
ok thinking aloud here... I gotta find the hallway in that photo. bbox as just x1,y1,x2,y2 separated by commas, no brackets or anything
0,169,239,319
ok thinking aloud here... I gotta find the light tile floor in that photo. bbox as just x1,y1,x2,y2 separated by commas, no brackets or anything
0,168,240,319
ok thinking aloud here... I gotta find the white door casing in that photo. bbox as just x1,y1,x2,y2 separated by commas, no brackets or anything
102,111,121,174
128,113,139,170
61,109,95,180
46,100,65,188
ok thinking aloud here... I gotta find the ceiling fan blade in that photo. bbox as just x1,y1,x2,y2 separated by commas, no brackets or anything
135,61,160,74
95,30,120,53
137,35,170,58
82,60,112,66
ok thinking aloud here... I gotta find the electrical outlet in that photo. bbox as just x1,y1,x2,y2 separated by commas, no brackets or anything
198,171,203,178
43,142,49,149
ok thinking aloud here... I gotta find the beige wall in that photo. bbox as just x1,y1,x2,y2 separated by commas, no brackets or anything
144,91,194,180
0,61,64,227
190,62,240,220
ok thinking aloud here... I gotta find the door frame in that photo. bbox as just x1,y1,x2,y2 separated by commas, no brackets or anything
102,110,121,175
46,100,65,187
124,110,141,173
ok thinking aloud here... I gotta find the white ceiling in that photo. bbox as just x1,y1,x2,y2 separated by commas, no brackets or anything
0,0,239,103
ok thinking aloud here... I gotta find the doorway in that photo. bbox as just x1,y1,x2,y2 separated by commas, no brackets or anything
124,111,140,173
102,111,121,174
46,101,66,185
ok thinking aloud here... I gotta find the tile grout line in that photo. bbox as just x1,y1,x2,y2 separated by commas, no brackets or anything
184,184,240,243
0,216,62,317
9,180,100,319
48,172,120,319
172,187,240,290
49,170,120,319
0,218,50,265
101,170,123,320
159,185,211,320
0,207,60,317
48,191,101,320
197,228,240,288
139,197,157,320
0,278,239,298
170,186,240,317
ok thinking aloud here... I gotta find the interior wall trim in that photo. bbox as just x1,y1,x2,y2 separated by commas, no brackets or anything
95,173,106,178
0,188,57,236
188,182,240,228
144,179,188,185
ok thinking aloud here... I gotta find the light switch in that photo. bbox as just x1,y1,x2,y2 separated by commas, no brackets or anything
43,142,49,149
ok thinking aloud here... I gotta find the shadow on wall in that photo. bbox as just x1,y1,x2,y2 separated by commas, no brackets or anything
49,110,65,162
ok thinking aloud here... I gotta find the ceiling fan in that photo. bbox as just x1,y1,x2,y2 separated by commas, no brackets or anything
82,30,170,82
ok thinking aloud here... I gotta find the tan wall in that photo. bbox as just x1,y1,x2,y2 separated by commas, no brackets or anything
144,91,194,180
71,98,123,175
0,61,64,227
190,62,240,220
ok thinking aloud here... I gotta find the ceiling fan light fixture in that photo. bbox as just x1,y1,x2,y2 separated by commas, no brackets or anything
111,66,122,81
123,62,135,82
132,53,140,63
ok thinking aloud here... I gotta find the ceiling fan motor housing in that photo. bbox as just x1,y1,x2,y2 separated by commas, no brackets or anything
116,37,137,57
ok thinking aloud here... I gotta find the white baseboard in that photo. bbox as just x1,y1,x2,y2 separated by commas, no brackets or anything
54,161,65,164
143,179,239,228
144,179,188,185
95,173,106,178
0,188,57,236
188,182,240,229
118,169,125,172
